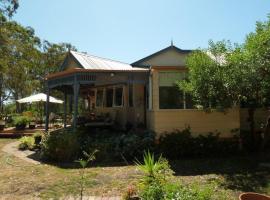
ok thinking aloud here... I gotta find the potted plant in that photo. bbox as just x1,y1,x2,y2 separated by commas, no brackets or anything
0,115,5,131
29,120,36,129
14,116,30,130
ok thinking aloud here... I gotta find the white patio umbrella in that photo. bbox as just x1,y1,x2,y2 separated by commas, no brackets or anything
17,93,63,104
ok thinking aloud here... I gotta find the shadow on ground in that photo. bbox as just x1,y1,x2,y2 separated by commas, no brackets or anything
170,154,270,193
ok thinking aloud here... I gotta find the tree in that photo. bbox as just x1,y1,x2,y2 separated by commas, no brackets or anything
0,0,19,17
179,27,270,150
2,21,41,112
34,41,76,92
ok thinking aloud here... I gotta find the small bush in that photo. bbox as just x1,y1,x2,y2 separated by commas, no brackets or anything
18,136,35,150
136,152,213,200
78,128,155,162
164,182,213,200
40,129,80,162
159,128,193,159
13,116,31,130
158,128,239,159
33,132,42,146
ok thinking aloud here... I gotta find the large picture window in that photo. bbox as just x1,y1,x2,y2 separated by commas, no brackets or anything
96,89,104,107
159,72,193,109
159,86,183,109
114,87,123,106
106,88,113,107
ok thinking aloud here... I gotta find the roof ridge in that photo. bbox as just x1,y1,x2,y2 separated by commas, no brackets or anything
70,50,131,66
131,45,192,66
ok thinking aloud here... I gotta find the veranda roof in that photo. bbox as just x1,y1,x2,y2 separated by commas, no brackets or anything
70,50,148,71
17,93,63,104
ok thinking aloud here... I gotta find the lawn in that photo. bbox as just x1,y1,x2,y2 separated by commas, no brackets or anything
0,138,269,199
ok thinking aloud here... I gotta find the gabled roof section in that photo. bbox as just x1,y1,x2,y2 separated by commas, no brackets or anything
131,45,192,67
63,50,148,71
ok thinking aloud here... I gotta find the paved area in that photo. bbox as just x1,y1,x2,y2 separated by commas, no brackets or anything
2,141,41,164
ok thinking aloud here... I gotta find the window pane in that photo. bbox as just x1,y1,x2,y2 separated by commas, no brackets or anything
129,85,133,107
115,87,123,106
96,89,103,107
159,86,183,109
106,88,113,107
159,72,185,86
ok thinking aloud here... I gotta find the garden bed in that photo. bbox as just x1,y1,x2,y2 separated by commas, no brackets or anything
0,138,269,199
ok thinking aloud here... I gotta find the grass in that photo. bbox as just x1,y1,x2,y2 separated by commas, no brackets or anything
0,138,269,199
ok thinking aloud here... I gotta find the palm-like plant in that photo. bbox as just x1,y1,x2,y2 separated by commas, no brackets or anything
135,151,173,184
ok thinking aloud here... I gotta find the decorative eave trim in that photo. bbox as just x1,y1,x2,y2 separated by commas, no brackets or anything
45,68,149,80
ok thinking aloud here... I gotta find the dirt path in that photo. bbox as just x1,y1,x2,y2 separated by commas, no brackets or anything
1,141,41,165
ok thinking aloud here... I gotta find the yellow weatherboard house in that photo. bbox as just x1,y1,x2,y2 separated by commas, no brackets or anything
45,44,241,138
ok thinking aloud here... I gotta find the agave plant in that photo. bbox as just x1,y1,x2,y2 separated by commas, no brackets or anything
135,151,173,184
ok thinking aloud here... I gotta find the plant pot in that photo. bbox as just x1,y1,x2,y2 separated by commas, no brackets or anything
29,122,36,129
16,124,26,130
239,192,270,200
0,120,5,131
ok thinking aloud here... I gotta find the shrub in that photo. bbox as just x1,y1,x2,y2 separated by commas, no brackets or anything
164,183,213,200
78,128,155,162
158,128,239,159
18,136,35,150
13,116,30,130
135,152,213,200
115,130,155,161
136,152,173,200
40,129,80,162
158,128,193,159
33,132,42,146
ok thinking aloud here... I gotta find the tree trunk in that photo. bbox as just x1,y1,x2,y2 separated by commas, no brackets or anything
248,107,257,150
14,93,20,113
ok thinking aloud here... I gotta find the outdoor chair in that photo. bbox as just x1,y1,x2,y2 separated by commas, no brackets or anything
239,192,270,200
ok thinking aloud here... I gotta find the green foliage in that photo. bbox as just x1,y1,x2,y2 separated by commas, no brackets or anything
33,131,42,146
18,136,35,150
40,129,80,162
136,152,214,200
78,128,155,162
158,128,239,159
178,40,239,109
13,115,30,129
0,11,76,111
75,150,98,200
0,0,19,17
136,152,174,200
163,183,213,200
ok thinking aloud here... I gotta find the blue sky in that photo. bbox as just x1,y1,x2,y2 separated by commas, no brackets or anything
14,0,270,63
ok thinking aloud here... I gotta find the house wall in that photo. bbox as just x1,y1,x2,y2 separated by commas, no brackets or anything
138,48,188,67
146,68,241,138
148,108,240,138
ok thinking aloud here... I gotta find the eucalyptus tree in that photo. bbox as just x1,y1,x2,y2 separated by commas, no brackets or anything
1,20,41,112
0,0,19,17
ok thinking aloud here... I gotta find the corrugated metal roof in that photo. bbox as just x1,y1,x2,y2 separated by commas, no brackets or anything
70,51,148,71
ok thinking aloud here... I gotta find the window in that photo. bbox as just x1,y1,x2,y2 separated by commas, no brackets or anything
114,87,123,106
159,86,183,109
159,72,193,109
128,84,133,107
106,88,113,107
96,89,104,107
